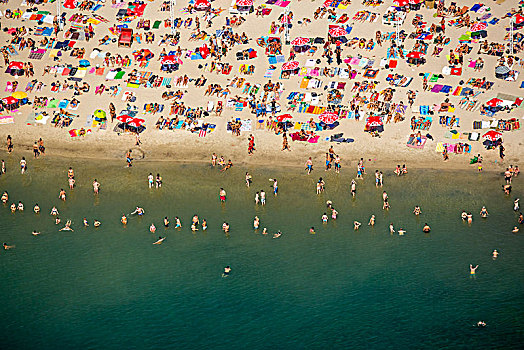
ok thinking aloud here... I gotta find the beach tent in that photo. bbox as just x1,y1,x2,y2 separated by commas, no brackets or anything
194,0,211,11
118,28,133,48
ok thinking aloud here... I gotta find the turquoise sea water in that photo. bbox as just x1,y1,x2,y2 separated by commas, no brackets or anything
0,157,523,349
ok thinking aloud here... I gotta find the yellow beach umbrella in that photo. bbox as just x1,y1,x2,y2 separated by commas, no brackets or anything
11,91,27,99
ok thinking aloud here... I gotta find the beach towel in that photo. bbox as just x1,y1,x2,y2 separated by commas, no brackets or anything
48,99,59,108
431,84,444,93
407,135,427,149
28,49,46,60
0,115,14,124
58,99,69,109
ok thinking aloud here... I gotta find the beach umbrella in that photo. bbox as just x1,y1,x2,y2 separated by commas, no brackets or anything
409,0,423,3
79,59,90,67
486,98,503,107
328,27,347,37
290,37,309,46
276,114,293,122
8,62,23,70
161,55,177,65
282,61,299,71
394,0,409,6
194,0,211,10
470,22,487,31
63,0,76,9
127,118,145,128
236,0,253,6
322,0,333,7
94,109,106,119
117,115,134,123
495,65,510,74
407,51,424,58
483,130,502,141
366,116,383,127
319,111,339,124
11,91,27,99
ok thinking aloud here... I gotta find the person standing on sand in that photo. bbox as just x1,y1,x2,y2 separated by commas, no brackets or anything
282,133,290,151
499,144,505,160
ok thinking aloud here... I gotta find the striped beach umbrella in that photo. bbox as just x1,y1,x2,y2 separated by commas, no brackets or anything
328,27,347,37
470,22,487,31
319,111,339,124
282,61,299,71
290,37,309,46
236,0,253,6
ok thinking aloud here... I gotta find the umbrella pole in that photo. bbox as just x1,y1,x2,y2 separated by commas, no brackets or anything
510,15,515,56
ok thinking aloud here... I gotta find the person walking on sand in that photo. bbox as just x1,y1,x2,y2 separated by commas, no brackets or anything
126,149,133,167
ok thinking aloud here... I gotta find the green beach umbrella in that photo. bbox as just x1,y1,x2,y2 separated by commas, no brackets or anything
94,109,106,120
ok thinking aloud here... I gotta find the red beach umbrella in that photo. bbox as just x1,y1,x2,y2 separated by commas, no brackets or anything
409,0,423,4
394,0,409,6
276,114,293,122
128,118,145,128
194,0,211,10
482,130,502,141
319,111,339,124
117,115,134,123
236,0,253,6
407,51,424,58
8,61,23,70
282,61,299,71
290,37,309,46
486,98,503,107
328,27,347,37
470,22,487,31
366,116,383,127
322,0,333,7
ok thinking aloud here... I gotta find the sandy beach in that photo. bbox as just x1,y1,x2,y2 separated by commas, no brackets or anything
0,0,521,171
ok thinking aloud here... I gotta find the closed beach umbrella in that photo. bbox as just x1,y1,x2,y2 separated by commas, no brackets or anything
94,109,106,119
485,98,503,107
11,91,28,99
470,22,487,31
290,37,309,46
328,27,347,37
366,116,383,127
483,130,502,141
282,61,299,71
319,111,339,124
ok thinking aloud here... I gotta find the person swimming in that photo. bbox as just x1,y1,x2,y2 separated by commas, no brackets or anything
191,223,198,231
273,230,282,239
32,231,41,236
17,201,24,211
33,204,40,214
368,215,375,226
222,266,231,277
389,223,395,234
153,236,165,245
1,191,8,204
470,264,478,276
121,215,127,225
202,219,207,230
322,213,328,223
164,217,170,227
10,203,16,212
422,223,431,233
480,206,489,218
354,221,361,230
222,222,230,233
94,220,101,227
461,211,468,221
51,207,59,216
83,218,89,227
150,224,156,233
254,216,259,230
512,226,519,233
219,188,227,202
492,250,499,259
310,227,316,234
3,243,14,250
413,206,421,215
262,227,268,235
59,220,74,231
175,217,182,228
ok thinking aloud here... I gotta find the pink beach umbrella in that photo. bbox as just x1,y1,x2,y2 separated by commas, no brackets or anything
328,27,347,37
282,61,299,71
319,111,339,124
470,22,487,31
290,37,310,46
482,130,502,141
